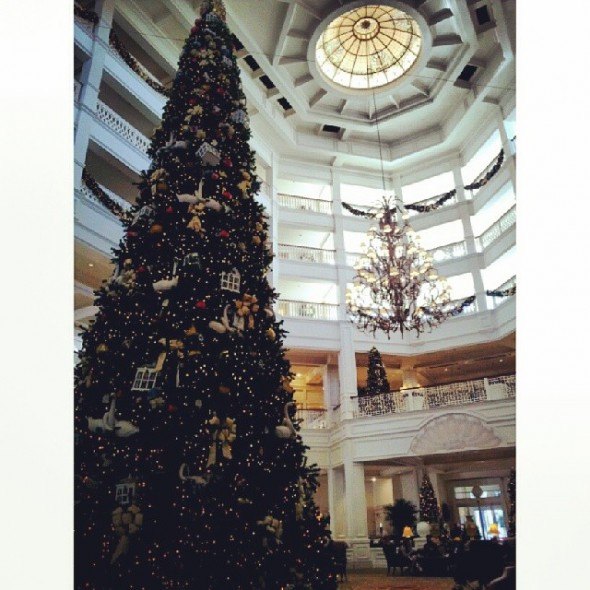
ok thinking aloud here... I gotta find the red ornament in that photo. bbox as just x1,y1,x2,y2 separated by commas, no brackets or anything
167,404,177,413
219,230,230,238
166,206,174,213
126,230,138,237
136,266,146,274
190,26,198,34
216,87,225,95
222,190,232,200
211,172,219,180
196,300,207,309
188,97,197,105
222,158,233,168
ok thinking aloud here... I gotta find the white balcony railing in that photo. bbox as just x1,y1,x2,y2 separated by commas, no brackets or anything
278,244,335,264
278,193,333,215
352,374,514,418
94,99,150,154
296,408,329,429
277,300,339,320
477,205,516,250
74,80,82,103
487,275,516,308
107,44,163,86
428,239,468,263
79,181,132,214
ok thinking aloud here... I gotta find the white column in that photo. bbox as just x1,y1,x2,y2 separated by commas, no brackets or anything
74,0,116,190
496,106,517,188
331,169,348,321
344,458,371,566
453,165,488,312
328,466,346,539
337,324,357,420
268,154,280,290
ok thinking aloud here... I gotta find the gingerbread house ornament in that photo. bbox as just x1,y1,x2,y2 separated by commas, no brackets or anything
220,268,241,293
195,142,221,166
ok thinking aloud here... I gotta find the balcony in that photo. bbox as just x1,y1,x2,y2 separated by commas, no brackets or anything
351,374,515,418
477,205,516,251
278,244,335,264
278,193,333,215
277,300,339,321
487,275,516,309
296,408,328,429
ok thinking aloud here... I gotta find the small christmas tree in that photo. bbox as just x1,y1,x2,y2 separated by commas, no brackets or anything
74,1,336,588
507,468,516,537
364,346,390,396
419,473,440,524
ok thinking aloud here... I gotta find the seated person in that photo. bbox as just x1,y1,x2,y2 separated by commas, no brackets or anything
417,536,448,576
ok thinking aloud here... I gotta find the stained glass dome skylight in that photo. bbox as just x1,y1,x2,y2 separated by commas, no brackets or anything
315,4,422,91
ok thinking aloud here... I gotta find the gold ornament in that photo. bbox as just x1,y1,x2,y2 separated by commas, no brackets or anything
149,223,163,234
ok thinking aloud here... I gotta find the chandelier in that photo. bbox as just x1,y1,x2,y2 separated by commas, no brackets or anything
346,196,461,338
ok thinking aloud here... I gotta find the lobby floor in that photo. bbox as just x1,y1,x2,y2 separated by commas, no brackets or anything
340,571,453,590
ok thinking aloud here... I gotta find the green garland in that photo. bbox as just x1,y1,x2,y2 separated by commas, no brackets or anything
81,169,130,221
74,4,99,25
486,285,516,298
108,30,171,97
342,148,506,218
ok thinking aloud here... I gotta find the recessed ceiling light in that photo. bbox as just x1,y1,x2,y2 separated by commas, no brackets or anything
296,373,302,377
88,263,94,267
371,477,377,482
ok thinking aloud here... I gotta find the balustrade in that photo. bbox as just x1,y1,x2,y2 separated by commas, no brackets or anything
352,374,514,418
296,408,328,429
277,300,339,320
278,194,333,214
74,14,94,36
428,240,468,263
478,205,516,249
487,275,516,308
278,244,335,264
94,99,150,154
107,44,163,86
79,181,132,214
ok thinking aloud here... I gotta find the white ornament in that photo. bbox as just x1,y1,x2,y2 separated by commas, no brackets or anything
222,56,232,68
230,109,247,124
195,142,221,166
152,276,179,292
274,401,297,439
87,397,139,438
178,463,209,486
220,268,241,293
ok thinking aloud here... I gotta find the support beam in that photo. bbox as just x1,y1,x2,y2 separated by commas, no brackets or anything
276,0,323,21
273,3,297,66
294,73,313,87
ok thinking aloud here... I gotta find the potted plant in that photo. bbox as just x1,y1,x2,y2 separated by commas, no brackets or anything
384,499,418,538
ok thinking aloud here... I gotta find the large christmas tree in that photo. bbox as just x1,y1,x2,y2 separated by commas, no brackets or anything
74,2,336,588
364,346,390,396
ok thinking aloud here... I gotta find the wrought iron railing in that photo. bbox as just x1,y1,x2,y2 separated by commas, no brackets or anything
487,374,515,398
295,408,328,429
352,374,514,418
477,205,516,250
277,193,333,214
94,99,150,154
278,244,335,264
277,300,339,320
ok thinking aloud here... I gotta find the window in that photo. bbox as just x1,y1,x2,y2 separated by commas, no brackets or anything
115,482,136,506
132,367,160,391
454,483,502,500
221,268,241,293
315,4,422,90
